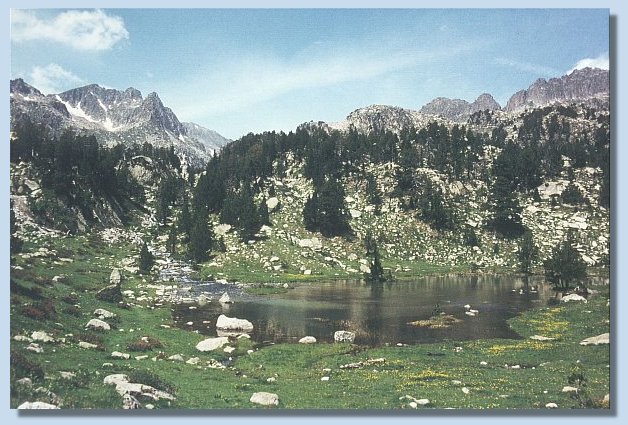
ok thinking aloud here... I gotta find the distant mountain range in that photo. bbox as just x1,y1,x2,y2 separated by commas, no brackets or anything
10,67,608,164
325,67,608,133
10,79,230,165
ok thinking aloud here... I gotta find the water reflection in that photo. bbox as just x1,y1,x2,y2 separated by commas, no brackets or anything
172,275,606,346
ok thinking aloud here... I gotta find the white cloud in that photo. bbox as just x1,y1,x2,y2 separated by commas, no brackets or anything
494,57,560,77
30,63,85,94
567,53,609,74
11,9,128,51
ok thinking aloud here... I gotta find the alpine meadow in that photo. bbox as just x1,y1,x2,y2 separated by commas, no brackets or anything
9,9,610,411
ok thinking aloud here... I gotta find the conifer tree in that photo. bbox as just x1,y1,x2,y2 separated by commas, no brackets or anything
138,242,154,274
167,224,177,255
364,231,385,282
188,211,214,263
518,231,538,274
543,230,587,290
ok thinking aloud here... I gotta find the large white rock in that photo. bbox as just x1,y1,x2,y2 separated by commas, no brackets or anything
86,319,111,331
79,341,98,349
266,197,279,211
580,333,610,346
359,264,371,274
111,351,130,360
110,268,122,285
216,314,254,331
250,392,279,406
17,401,59,409
561,294,588,304
196,336,229,352
31,331,55,343
334,330,356,343
94,308,116,319
214,224,232,236
299,336,317,344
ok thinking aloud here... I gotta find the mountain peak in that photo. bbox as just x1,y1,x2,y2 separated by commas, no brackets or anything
10,78,44,98
420,93,500,122
505,68,609,112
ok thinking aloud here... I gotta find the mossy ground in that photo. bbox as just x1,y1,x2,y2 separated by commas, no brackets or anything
10,231,610,409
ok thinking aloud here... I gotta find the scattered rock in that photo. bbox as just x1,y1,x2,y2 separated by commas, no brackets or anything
545,402,558,409
250,391,279,407
216,314,253,332
218,292,232,304
110,268,122,285
334,330,356,343
561,294,587,303
94,308,116,319
86,318,111,331
359,264,371,274
103,374,175,406
266,197,279,211
417,399,430,406
303,269,312,275
530,335,555,341
186,357,200,365
111,351,131,360
562,386,578,393
16,377,32,387
168,354,185,362
17,401,59,409
223,346,235,354
321,376,330,381
462,387,470,394
26,343,43,353
214,224,232,236
579,333,609,346
79,341,98,350
31,331,55,343
299,336,317,344
480,361,488,366
196,336,229,352
59,371,76,380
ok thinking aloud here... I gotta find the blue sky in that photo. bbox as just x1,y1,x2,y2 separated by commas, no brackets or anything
10,8,609,139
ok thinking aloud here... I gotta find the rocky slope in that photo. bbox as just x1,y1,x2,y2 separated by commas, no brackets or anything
505,67,609,112
10,79,231,166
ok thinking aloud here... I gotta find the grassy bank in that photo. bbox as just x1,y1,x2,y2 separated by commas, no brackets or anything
10,231,610,409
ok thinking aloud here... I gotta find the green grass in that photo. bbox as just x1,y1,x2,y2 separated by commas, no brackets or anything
10,230,610,409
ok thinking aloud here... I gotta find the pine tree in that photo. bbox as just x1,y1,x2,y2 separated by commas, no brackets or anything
237,188,261,242
303,178,352,238
543,230,587,290
179,194,192,242
138,242,154,274
259,198,271,226
488,176,525,238
188,211,213,263
167,224,177,255
365,173,383,214
518,231,538,274
364,230,385,282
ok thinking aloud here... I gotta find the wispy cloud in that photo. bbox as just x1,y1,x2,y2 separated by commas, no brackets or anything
11,9,128,51
567,53,609,74
30,63,85,94
172,42,475,121
494,57,560,77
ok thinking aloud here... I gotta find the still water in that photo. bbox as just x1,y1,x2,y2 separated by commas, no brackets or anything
172,275,573,346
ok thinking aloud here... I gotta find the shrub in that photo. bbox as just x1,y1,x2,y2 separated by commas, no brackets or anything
127,336,164,352
10,350,44,380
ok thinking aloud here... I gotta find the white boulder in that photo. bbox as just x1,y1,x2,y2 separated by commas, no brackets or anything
86,319,111,331
250,392,279,407
334,330,356,343
196,336,229,352
216,314,253,331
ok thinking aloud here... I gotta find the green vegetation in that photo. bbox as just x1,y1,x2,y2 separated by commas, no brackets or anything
544,231,588,290
10,231,609,409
